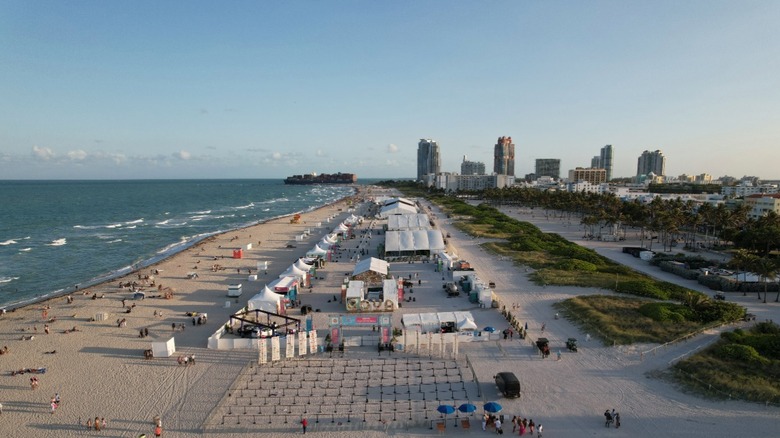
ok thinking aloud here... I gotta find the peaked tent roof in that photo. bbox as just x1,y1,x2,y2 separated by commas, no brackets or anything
352,257,389,277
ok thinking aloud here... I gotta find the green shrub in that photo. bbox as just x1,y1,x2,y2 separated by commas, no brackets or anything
554,259,598,271
639,302,691,323
717,344,767,364
619,280,669,300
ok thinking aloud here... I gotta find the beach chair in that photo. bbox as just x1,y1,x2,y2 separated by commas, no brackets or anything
436,421,446,434
461,418,471,429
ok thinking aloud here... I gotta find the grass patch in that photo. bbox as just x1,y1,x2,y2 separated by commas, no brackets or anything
672,322,780,403
454,222,512,239
555,295,705,345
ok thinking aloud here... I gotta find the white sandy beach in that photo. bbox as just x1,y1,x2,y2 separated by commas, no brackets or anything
1,190,778,438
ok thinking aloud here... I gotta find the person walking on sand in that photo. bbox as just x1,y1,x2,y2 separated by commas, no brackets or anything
154,425,162,437
614,412,620,428
528,419,535,435
301,417,308,434
537,423,543,437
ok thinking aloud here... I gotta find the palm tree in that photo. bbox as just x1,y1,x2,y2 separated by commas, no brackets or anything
753,257,779,303
729,249,759,296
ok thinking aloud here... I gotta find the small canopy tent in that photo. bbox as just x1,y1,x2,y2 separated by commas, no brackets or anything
454,311,478,331
307,244,328,257
247,286,282,313
152,337,176,358
294,259,312,272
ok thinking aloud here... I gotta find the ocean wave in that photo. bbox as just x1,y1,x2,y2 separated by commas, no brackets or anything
47,238,67,246
189,210,212,215
106,239,123,244
124,218,144,225
262,208,270,212
258,197,289,205
155,221,188,227
156,219,171,225
125,225,137,229
19,247,32,252
233,202,255,210
105,223,123,229
0,239,18,246
0,276,20,284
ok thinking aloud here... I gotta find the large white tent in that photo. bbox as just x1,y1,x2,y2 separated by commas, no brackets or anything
387,214,432,231
247,285,282,313
379,201,418,218
384,230,446,255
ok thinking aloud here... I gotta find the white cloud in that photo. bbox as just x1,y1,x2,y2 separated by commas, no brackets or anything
174,150,191,160
32,145,55,161
387,143,399,153
271,152,282,160
67,149,88,161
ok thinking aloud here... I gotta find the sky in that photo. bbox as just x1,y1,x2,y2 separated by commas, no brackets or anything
1,0,779,180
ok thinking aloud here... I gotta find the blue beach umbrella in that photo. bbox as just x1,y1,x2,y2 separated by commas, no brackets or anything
483,402,503,413
458,403,477,413
483,326,496,333
437,405,456,415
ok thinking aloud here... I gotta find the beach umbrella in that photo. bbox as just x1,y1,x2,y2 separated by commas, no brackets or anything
437,405,456,415
483,402,502,413
458,403,477,413
483,326,496,333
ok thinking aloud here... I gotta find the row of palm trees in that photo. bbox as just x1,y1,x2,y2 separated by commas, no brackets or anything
475,187,780,302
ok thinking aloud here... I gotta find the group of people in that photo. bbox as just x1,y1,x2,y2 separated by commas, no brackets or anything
85,416,107,431
510,416,541,436
176,354,195,366
483,414,542,436
604,409,621,428
50,393,60,414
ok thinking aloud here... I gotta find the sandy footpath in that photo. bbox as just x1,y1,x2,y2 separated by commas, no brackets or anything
1,192,778,438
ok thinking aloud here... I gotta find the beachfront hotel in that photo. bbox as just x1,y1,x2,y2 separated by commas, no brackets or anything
417,139,441,182
493,136,515,176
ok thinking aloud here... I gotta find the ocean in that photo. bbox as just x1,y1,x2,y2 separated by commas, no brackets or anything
0,179,359,309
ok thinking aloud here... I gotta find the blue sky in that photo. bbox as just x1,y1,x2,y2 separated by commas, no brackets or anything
1,1,779,180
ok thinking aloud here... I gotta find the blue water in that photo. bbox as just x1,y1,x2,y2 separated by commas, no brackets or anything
0,179,359,309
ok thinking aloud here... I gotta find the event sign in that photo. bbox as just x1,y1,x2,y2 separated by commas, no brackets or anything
271,336,281,361
309,329,318,353
286,334,295,358
258,338,267,365
298,332,307,355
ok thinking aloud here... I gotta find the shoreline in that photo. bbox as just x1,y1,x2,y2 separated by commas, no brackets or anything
0,189,356,313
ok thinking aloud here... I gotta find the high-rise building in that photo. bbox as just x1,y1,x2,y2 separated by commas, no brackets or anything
591,156,601,168
600,145,614,181
461,155,486,176
535,159,561,179
493,136,515,176
417,139,441,182
637,150,666,177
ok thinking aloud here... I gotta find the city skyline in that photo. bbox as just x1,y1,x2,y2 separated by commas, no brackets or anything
1,1,779,180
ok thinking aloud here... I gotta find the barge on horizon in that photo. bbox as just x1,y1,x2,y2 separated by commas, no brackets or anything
283,172,357,185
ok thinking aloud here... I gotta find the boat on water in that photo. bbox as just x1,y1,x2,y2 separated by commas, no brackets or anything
283,172,357,185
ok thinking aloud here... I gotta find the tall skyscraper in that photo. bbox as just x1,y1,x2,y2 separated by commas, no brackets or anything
637,150,666,177
591,156,601,168
535,159,561,179
493,136,515,176
417,139,441,181
600,145,614,181
461,155,486,176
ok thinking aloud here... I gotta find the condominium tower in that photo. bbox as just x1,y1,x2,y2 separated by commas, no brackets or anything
637,150,666,177
417,139,441,181
461,155,486,176
600,145,614,181
535,159,561,179
493,136,515,176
